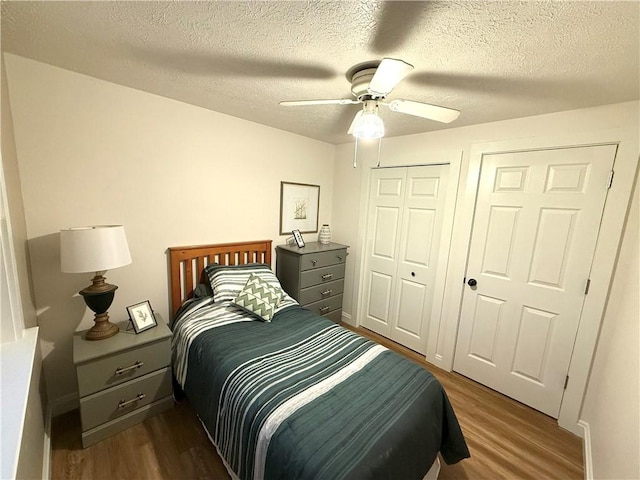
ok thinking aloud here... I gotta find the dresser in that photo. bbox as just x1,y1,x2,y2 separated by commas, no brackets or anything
276,242,349,323
73,315,173,448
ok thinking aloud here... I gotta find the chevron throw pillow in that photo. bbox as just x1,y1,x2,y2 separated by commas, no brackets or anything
233,273,283,322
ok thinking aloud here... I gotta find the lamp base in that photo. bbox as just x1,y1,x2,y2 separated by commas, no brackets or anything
80,276,119,341
85,312,119,341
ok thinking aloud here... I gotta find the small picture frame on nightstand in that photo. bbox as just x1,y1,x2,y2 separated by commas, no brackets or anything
126,300,157,333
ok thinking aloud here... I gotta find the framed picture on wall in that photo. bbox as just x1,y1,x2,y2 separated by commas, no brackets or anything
279,181,320,235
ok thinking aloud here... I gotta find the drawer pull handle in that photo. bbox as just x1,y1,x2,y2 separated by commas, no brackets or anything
319,306,331,314
118,393,145,409
115,361,144,376
321,273,333,281
337,255,344,261
320,289,333,297
311,259,318,266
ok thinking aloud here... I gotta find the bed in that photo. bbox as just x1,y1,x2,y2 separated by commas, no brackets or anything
169,240,469,480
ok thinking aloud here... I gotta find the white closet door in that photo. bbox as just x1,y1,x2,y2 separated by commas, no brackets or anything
453,144,616,417
361,168,406,337
361,165,450,354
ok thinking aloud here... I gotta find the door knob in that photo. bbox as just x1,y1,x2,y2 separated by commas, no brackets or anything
467,278,477,287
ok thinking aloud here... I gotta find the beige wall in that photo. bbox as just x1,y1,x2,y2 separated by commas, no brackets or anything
4,53,335,404
581,174,639,480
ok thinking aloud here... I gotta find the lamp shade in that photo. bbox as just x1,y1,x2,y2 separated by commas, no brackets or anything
352,111,385,139
60,225,132,273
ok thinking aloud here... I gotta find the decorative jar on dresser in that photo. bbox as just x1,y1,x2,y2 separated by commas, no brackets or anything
73,314,174,448
276,242,349,323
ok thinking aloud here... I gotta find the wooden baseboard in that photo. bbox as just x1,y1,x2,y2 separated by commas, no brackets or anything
42,405,52,480
578,420,592,480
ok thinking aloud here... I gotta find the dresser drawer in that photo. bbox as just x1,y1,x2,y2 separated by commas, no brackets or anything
80,367,172,431
305,294,343,317
300,264,346,289
76,338,170,397
300,248,347,271
299,279,344,305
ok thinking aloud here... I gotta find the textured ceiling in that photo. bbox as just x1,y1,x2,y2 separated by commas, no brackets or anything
2,1,639,144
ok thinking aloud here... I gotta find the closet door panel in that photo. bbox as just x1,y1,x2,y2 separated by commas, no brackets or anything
361,169,406,336
390,165,449,354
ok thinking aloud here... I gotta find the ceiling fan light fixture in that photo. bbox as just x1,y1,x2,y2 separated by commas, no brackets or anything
352,111,384,139
279,57,461,140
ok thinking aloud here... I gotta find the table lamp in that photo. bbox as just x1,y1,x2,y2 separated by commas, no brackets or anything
60,225,132,340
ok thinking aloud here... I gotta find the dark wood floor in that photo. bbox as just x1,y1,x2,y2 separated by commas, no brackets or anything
52,324,583,480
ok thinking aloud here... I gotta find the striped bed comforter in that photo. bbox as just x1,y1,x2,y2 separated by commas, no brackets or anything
172,300,469,480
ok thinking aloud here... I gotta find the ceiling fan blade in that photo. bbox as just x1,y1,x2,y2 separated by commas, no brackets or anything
368,58,414,97
347,110,363,135
280,99,358,106
387,99,460,123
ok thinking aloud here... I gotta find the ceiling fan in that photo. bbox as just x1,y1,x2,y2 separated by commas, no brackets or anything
279,58,461,139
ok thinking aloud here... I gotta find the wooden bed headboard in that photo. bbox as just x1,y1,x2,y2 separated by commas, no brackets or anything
168,240,272,319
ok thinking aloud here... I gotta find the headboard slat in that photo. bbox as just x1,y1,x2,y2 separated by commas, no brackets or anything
184,258,194,299
168,240,272,319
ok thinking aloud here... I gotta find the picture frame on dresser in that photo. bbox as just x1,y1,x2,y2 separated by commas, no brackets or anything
279,181,320,234
127,300,157,333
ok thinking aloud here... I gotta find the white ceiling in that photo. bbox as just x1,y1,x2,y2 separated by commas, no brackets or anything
2,1,639,145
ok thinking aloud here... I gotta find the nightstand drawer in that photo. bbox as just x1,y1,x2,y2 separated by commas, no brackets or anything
80,367,172,431
300,264,346,289
76,338,170,397
305,294,343,316
300,248,347,271
299,279,344,305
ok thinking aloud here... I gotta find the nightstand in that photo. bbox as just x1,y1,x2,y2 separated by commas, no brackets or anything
276,242,349,323
73,314,174,448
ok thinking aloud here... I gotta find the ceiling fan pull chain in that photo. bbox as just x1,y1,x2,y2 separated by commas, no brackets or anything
353,137,359,168
352,137,382,168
